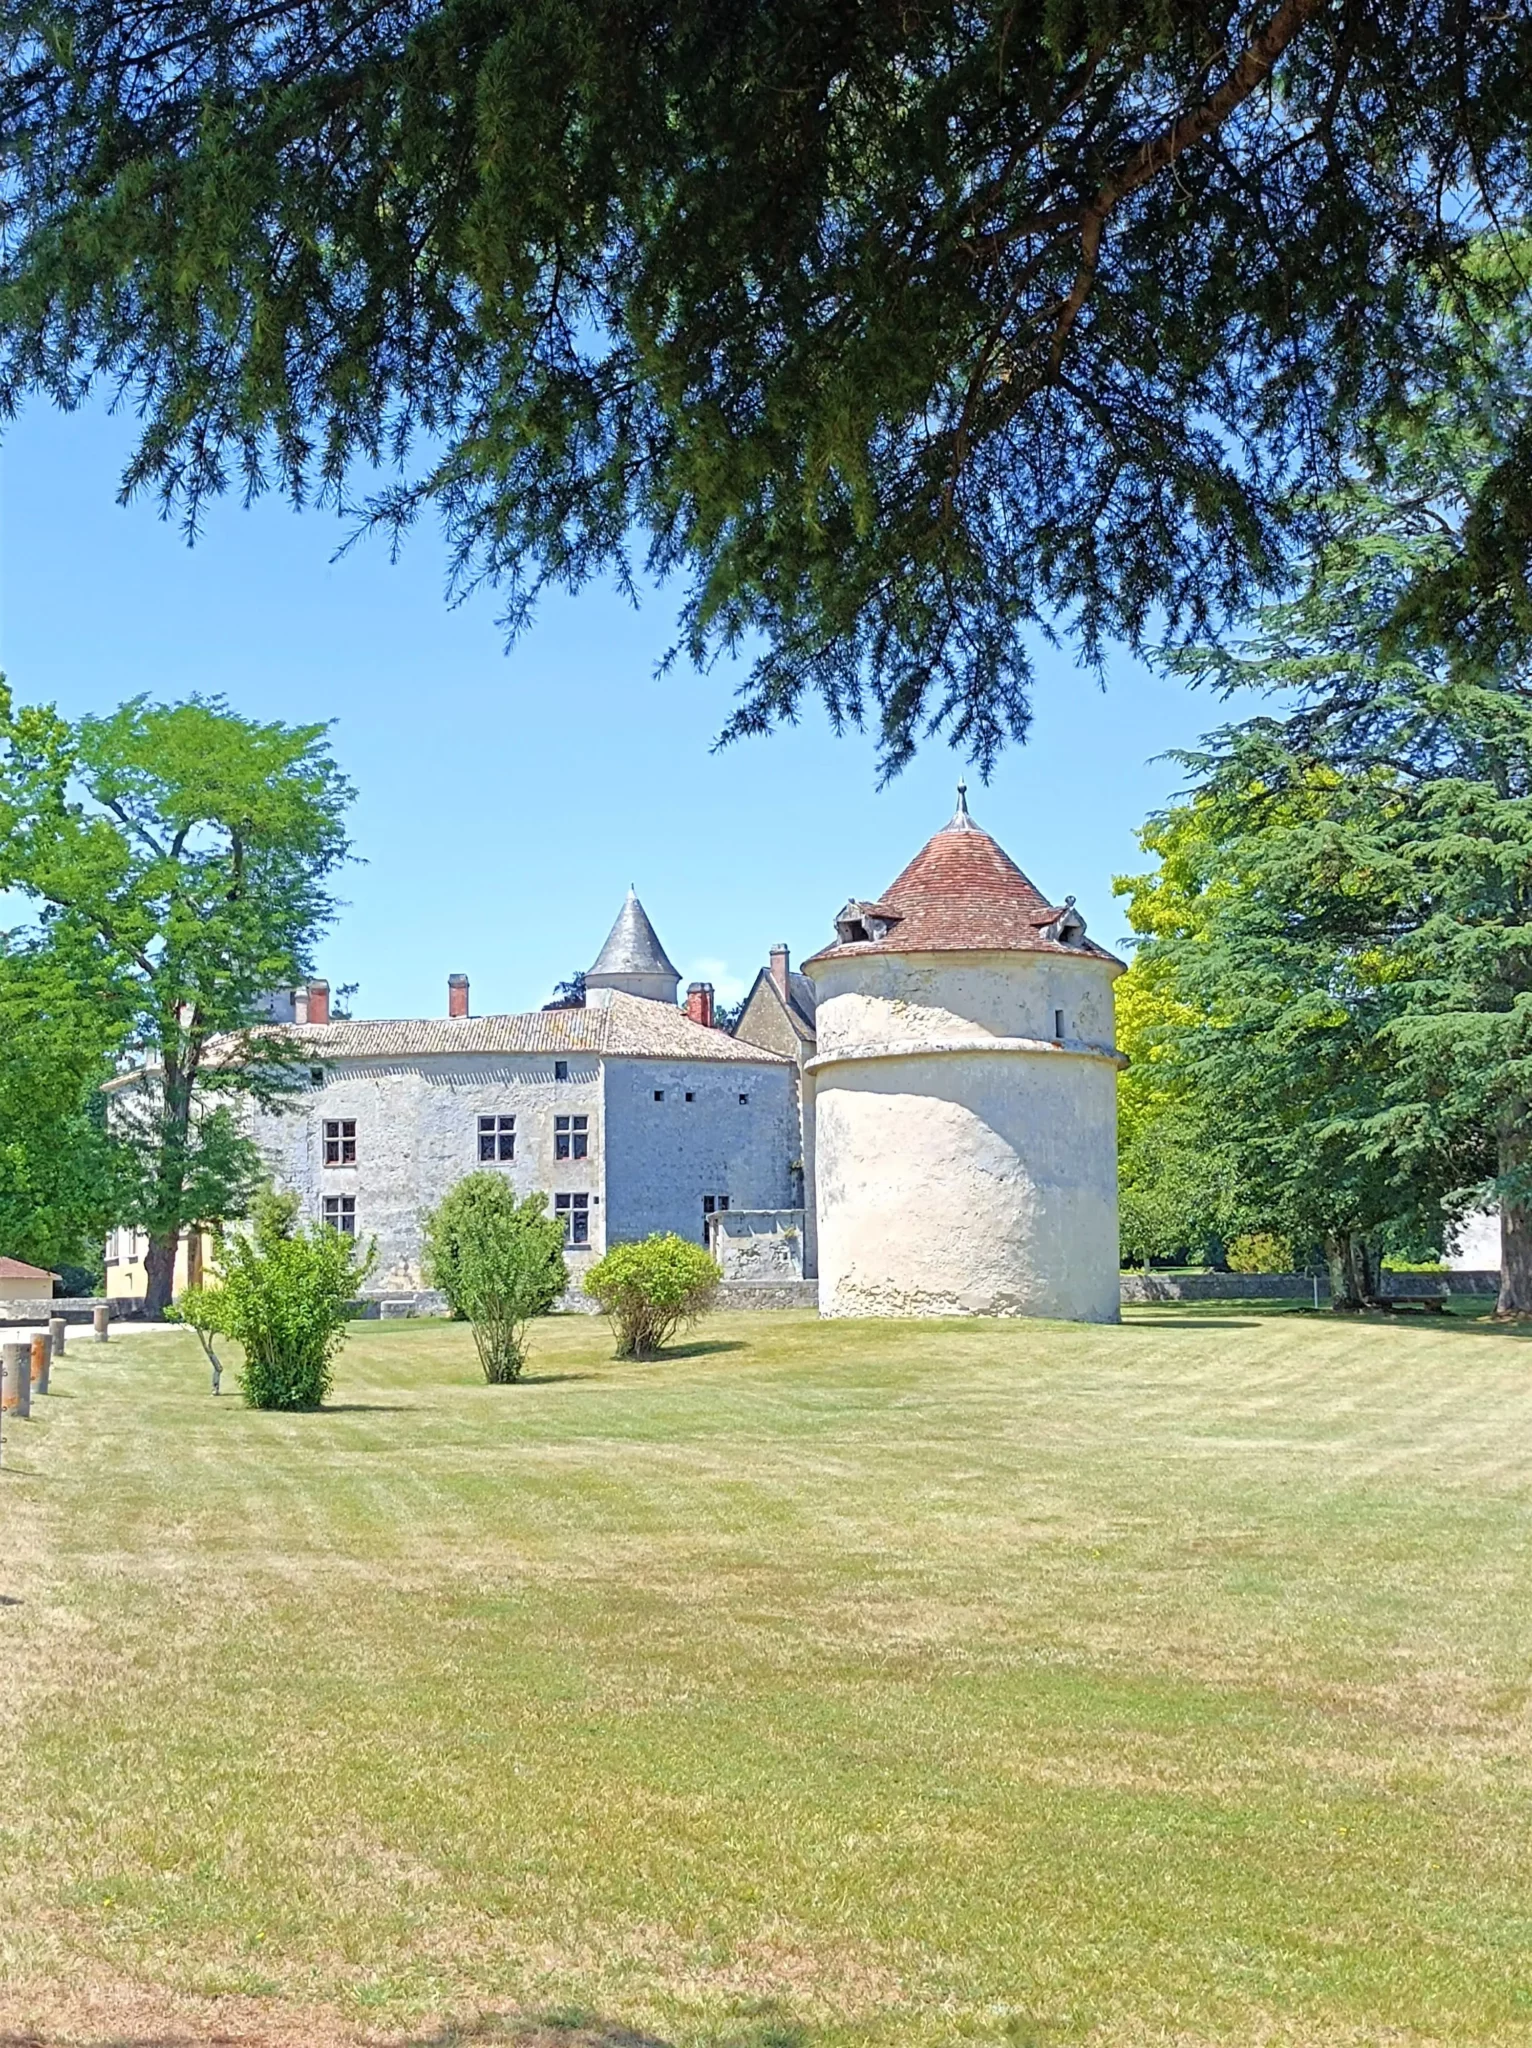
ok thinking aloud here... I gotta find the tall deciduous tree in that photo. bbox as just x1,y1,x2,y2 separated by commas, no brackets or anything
1114,957,1229,1270
2,3,1531,769
0,687,352,1314
1117,791,1467,1308
0,936,122,1273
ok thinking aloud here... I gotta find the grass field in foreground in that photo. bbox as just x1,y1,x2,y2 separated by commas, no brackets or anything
2,1304,1531,2048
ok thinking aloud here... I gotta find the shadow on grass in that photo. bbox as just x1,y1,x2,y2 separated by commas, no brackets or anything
0,2018,681,2048
514,1371,601,1386
318,1403,415,1415
654,1339,749,1360
1122,1315,1265,1329
402,2017,677,2047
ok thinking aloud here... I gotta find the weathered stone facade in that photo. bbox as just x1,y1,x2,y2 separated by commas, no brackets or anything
250,993,798,1294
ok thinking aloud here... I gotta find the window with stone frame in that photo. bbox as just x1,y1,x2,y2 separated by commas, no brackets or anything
323,1117,356,1165
478,1114,516,1162
555,1114,588,1160
323,1194,357,1236
555,1191,590,1246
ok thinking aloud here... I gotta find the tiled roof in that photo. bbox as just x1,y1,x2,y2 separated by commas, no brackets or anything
0,1255,54,1280
804,801,1123,966
261,990,788,1065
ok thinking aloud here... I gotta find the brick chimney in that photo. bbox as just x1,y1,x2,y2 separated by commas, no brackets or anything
307,979,330,1026
770,944,790,999
448,973,470,1019
684,982,715,1028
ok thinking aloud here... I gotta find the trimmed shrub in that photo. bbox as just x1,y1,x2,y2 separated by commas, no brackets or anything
1226,1230,1295,1274
170,1190,374,1409
583,1234,721,1359
422,1174,567,1382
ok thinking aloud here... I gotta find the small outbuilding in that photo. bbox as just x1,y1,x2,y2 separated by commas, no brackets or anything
0,1256,57,1303
803,789,1126,1323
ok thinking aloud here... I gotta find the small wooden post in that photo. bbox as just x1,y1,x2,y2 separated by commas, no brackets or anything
0,1340,25,1415
2,1338,31,1419
93,1302,110,1343
49,1313,65,1358
30,1330,51,1396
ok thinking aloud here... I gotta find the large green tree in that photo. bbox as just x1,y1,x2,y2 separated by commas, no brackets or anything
2,2,1531,769
0,935,121,1274
1119,786,1476,1307
0,687,353,1314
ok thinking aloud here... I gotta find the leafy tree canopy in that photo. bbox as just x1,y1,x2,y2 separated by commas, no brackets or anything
0,935,121,1272
0,686,353,1310
3,2,1531,769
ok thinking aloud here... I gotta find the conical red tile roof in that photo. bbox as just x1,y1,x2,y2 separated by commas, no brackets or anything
804,796,1122,966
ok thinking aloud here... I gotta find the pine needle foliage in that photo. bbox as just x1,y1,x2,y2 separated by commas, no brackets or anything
3,4,1531,770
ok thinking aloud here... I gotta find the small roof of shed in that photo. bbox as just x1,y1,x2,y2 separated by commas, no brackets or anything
0,1256,55,1281
804,787,1123,967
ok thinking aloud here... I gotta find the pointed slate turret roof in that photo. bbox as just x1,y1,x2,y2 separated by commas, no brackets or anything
804,788,1123,966
588,888,680,982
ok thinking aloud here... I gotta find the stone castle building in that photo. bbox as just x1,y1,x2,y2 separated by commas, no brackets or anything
105,797,1123,1321
803,788,1125,1322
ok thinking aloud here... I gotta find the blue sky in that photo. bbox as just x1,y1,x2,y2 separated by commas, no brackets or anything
0,396,1227,1020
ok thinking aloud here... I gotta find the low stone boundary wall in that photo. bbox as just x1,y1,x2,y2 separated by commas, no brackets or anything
714,1280,820,1311
0,1296,148,1328
1120,1270,1499,1304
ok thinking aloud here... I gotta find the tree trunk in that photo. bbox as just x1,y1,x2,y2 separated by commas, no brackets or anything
143,1230,179,1319
1497,1123,1532,1316
1325,1230,1379,1311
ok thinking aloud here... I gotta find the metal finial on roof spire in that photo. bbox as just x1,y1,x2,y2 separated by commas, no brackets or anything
948,779,977,831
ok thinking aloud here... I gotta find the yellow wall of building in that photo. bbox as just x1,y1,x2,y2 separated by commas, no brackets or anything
104,1227,213,1301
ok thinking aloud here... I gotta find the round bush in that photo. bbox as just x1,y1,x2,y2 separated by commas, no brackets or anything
583,1234,721,1359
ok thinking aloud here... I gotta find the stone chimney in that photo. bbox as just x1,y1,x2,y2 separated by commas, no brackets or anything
684,982,715,1029
770,945,790,999
307,980,330,1026
293,986,310,1025
448,973,470,1019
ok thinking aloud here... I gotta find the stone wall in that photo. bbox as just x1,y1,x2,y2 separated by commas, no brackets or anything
0,1296,147,1326
1120,1270,1500,1303
251,1045,797,1293
602,1056,799,1249
706,1209,806,1280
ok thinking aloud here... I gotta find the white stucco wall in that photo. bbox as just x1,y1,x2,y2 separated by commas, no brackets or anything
807,949,1123,1322
252,1053,606,1291
602,1057,799,1247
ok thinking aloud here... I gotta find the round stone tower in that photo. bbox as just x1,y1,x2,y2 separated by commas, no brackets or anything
802,790,1125,1323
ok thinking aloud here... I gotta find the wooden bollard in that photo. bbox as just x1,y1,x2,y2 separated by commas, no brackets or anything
93,1303,109,1343
2,1339,31,1418
31,1330,51,1396
49,1314,65,1358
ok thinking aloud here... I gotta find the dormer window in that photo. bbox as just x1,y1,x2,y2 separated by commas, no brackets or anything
1032,896,1088,947
834,899,903,946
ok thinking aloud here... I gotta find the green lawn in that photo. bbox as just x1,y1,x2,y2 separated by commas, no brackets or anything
2,1305,1530,2048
